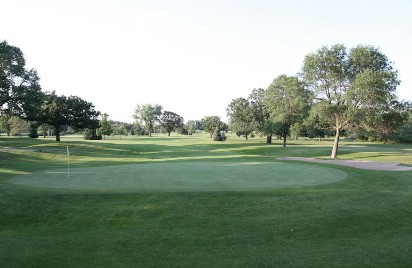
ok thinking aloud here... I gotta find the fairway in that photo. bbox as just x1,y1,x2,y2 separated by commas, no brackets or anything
10,161,346,192
2,136,412,267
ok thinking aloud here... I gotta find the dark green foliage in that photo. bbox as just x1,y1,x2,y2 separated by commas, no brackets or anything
201,116,227,138
0,40,44,119
302,44,400,157
28,122,38,138
212,127,227,141
264,75,311,146
98,113,112,138
41,91,100,141
226,97,255,140
83,128,102,140
132,121,147,136
159,111,184,136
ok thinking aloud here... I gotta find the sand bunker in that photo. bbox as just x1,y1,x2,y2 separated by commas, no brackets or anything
277,157,412,171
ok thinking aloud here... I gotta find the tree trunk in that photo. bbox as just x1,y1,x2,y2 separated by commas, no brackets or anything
331,126,340,158
56,129,61,142
266,134,272,144
283,134,287,147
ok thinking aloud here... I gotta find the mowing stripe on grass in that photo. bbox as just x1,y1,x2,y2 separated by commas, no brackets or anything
9,161,347,192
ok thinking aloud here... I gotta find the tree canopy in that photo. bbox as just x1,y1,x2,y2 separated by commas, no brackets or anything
133,104,162,137
159,111,184,136
201,116,227,138
0,40,43,120
265,75,311,147
302,44,400,157
99,113,113,139
40,91,100,141
226,97,255,140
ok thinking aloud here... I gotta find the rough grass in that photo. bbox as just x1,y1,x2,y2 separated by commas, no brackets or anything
1,134,411,267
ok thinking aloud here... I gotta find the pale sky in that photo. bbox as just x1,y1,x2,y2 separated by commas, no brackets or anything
2,0,411,122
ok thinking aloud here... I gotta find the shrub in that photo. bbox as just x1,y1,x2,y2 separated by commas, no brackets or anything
84,128,102,140
212,128,227,141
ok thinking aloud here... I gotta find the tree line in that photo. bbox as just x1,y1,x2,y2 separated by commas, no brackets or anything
0,40,229,141
98,107,227,140
1,40,411,157
226,44,411,158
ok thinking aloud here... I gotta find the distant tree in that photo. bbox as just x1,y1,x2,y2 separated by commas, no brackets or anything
249,88,273,143
262,120,278,142
212,127,227,141
186,120,202,135
159,111,184,136
28,122,39,138
8,116,29,136
226,97,255,140
201,116,227,138
41,91,100,141
39,123,50,138
0,113,12,136
290,122,305,140
99,113,112,139
303,102,331,141
133,104,162,137
302,44,400,158
264,75,311,147
393,102,412,143
83,128,102,140
132,121,146,136
360,101,409,142
0,41,43,119
113,123,128,136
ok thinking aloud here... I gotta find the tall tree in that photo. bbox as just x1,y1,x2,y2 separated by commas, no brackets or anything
41,91,100,141
264,75,311,147
249,88,273,143
226,97,255,140
201,116,227,138
133,104,162,137
99,113,112,139
159,111,184,136
0,40,43,118
302,44,399,158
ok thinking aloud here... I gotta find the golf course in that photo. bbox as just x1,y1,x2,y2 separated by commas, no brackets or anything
1,134,411,267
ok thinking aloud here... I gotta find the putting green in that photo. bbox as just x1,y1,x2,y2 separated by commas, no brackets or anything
9,161,347,192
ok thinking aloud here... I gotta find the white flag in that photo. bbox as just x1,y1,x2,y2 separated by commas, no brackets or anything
67,146,70,156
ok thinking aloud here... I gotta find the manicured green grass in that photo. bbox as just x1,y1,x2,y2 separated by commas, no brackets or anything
10,161,346,192
1,134,411,267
